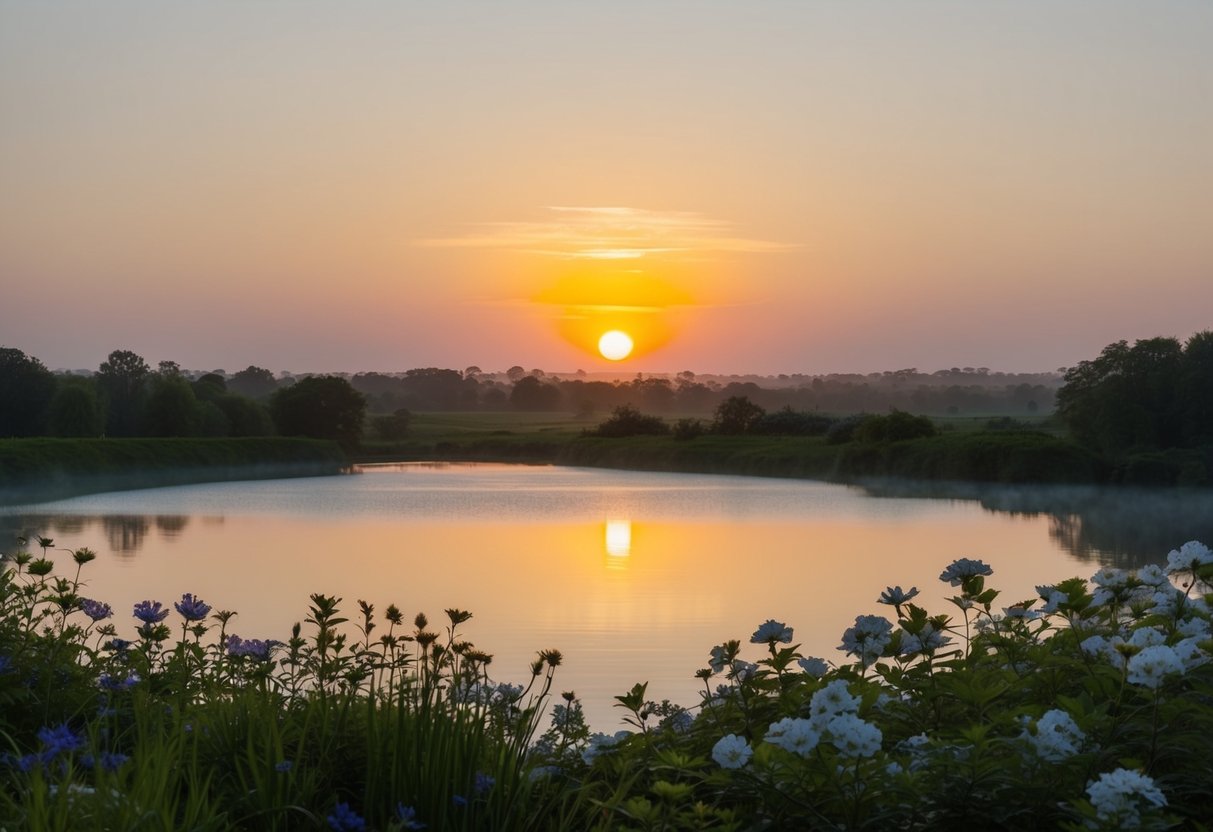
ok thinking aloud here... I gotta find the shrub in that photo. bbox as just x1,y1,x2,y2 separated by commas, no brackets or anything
671,417,705,441
750,407,835,436
854,410,937,443
586,405,669,438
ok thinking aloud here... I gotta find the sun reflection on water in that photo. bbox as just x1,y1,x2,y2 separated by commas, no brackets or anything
604,519,632,561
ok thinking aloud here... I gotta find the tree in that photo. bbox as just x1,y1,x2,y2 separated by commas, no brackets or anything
144,375,200,437
270,375,366,447
96,349,150,437
510,375,562,411
47,376,103,437
588,405,669,437
713,396,765,435
1056,337,1184,454
0,348,56,436
229,365,279,399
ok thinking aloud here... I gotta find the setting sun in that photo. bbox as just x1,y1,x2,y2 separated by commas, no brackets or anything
598,330,634,361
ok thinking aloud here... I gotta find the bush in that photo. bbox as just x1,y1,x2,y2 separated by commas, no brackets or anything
750,407,835,436
586,405,669,438
825,413,870,445
671,417,705,441
854,410,937,443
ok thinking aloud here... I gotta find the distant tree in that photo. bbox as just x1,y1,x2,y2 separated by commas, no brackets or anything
464,366,482,379
510,375,562,411
0,348,56,436
371,408,413,441
192,373,227,402
215,394,274,436
47,376,103,437
157,360,182,378
270,375,366,447
229,365,279,399
195,401,231,437
713,396,766,435
506,365,527,383
96,349,151,437
144,375,200,437
854,410,937,443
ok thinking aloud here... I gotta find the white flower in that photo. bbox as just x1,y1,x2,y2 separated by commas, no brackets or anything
1166,540,1213,575
885,761,903,775
900,623,953,656
1176,616,1211,639
1039,589,1068,614
826,714,882,757
711,734,752,769
1080,635,1109,658
809,679,861,725
939,558,993,585
1002,605,1042,621
708,645,730,674
1173,637,1209,670
1135,564,1170,587
1022,708,1085,762
839,615,893,665
1126,644,1183,689
765,718,820,757
878,585,919,606
751,619,793,644
797,656,829,678
1127,626,1166,649
1091,567,1130,589
1086,768,1167,827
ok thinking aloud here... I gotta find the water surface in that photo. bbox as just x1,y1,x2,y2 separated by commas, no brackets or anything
4,463,1209,727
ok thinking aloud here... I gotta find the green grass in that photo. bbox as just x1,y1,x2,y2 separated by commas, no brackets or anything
0,438,348,504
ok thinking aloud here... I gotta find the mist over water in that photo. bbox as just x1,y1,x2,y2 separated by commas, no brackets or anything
3,463,1208,727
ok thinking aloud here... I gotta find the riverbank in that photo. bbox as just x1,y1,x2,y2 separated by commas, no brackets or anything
358,429,1181,486
0,437,348,504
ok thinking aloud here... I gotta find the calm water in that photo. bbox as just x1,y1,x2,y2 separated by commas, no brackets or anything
4,463,1212,728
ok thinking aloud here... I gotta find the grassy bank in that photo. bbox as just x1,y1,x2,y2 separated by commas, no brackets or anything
0,438,348,504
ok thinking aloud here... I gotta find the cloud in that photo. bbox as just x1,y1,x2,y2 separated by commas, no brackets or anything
417,206,795,260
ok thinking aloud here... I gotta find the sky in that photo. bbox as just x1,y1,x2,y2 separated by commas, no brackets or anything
2,1,1211,376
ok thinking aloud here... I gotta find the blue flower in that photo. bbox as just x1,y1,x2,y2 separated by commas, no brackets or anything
275,760,293,773
174,593,212,622
37,724,85,757
133,601,169,624
474,772,496,796
99,672,140,692
396,804,426,830
105,638,132,652
326,802,366,832
452,794,468,808
82,752,130,772
0,654,12,674
226,635,277,661
79,599,113,621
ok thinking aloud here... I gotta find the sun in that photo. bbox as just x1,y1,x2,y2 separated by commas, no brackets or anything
598,330,634,361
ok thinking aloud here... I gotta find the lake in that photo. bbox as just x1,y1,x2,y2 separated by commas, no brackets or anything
4,463,1212,728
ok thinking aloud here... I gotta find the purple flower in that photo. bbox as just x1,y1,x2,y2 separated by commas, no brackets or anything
37,723,85,757
83,752,130,772
226,635,277,661
133,601,169,624
326,802,366,832
79,599,113,621
452,794,468,808
99,672,140,692
474,772,496,795
396,805,425,830
105,638,132,652
174,593,211,622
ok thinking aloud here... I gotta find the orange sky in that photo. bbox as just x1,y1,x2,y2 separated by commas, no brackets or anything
1,2,1210,374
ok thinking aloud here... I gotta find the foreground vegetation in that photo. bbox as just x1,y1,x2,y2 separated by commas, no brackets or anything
3,533,1212,830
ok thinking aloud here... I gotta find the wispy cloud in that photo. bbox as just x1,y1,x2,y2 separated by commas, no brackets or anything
417,206,794,260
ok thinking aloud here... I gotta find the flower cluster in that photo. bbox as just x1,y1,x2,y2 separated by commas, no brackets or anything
939,558,993,585
839,615,893,666
225,635,277,661
711,733,752,769
78,598,113,621
1022,708,1085,762
132,600,170,624
1086,768,1167,828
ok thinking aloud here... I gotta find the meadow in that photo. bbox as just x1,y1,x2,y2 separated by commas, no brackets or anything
3,533,1211,830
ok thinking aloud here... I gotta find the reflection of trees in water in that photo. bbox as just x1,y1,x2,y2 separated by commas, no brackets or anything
858,480,1213,569
155,515,189,538
103,516,150,555
0,513,192,557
